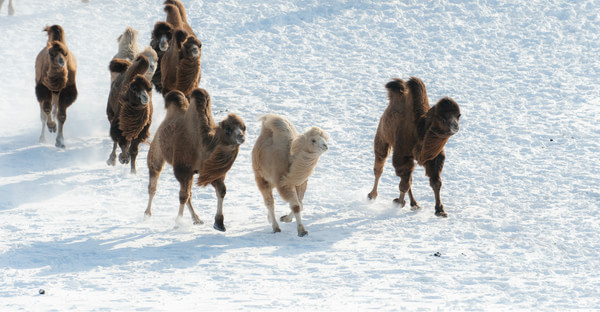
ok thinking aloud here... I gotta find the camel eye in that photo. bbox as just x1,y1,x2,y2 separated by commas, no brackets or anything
457,114,461,119
225,127,232,135
311,139,316,143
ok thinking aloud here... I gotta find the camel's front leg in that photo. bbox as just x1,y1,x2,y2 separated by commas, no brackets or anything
278,184,307,237
118,140,131,164
39,109,48,143
425,152,447,217
211,178,227,232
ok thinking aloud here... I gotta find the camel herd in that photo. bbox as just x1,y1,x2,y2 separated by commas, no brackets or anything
33,0,460,237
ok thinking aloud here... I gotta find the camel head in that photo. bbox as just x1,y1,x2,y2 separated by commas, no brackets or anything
180,35,201,60
219,114,246,146
117,27,138,48
127,75,152,106
47,41,68,68
430,97,461,137
293,127,328,156
152,22,173,52
139,47,158,81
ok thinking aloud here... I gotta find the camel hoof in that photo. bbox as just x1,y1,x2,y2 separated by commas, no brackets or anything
393,198,406,208
130,167,137,175
435,211,448,218
298,230,308,237
55,141,65,149
144,212,152,220
118,153,129,164
193,218,204,225
410,204,422,211
213,222,226,232
367,192,377,200
280,215,293,223
273,227,281,233
107,157,116,166
47,122,57,133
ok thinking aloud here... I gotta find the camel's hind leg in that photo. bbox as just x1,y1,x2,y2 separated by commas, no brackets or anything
173,164,196,223
278,185,307,237
211,178,227,232
128,137,143,174
255,175,280,233
145,146,164,219
392,151,419,209
425,151,447,217
368,135,390,200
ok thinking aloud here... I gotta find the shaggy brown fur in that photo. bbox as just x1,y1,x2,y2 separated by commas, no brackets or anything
164,1,195,36
367,77,461,217
145,88,246,232
150,21,173,93
160,29,201,97
252,114,328,237
35,25,77,148
106,55,153,174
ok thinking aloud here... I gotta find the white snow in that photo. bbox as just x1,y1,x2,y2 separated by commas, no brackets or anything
1,0,599,310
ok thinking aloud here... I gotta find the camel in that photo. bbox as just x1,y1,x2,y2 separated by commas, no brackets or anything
35,25,77,149
164,1,195,36
145,89,246,232
149,21,173,93
252,114,328,236
106,55,153,174
159,29,201,97
367,77,461,217
110,27,139,82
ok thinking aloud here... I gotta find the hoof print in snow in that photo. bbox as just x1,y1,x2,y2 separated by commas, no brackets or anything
39,289,45,295
433,252,442,257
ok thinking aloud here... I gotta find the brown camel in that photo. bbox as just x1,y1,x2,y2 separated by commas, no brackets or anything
367,77,461,217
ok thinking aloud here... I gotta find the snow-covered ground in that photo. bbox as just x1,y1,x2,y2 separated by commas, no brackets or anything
1,0,599,310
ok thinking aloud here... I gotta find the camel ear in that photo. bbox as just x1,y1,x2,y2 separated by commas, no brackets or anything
290,135,306,156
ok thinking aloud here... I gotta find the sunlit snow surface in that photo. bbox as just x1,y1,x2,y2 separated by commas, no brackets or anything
1,0,599,310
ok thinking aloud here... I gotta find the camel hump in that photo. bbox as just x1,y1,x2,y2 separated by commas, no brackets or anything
164,4,183,28
153,21,173,36
385,78,405,95
406,77,429,118
109,58,131,74
164,90,189,110
259,114,297,139
44,25,65,43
